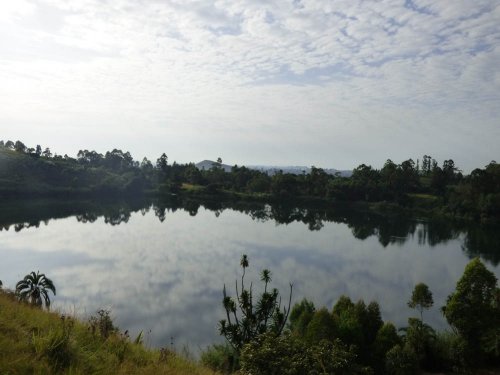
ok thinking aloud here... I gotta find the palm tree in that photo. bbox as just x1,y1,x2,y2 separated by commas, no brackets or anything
16,271,56,308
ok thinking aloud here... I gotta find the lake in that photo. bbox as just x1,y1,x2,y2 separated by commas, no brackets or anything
0,197,499,354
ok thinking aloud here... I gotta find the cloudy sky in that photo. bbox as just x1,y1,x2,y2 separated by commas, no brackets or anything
0,0,499,172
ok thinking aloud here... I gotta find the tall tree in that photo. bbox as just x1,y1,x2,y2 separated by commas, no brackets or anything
42,147,52,158
408,283,433,322
14,140,27,153
140,157,153,172
156,153,168,172
442,258,499,358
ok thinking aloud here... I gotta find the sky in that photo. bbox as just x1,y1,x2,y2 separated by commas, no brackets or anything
0,0,499,172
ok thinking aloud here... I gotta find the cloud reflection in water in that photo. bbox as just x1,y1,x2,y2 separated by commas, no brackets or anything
0,206,499,354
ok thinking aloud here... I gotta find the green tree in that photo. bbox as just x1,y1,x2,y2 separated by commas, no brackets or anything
42,147,52,158
140,157,153,172
408,283,433,322
14,140,27,153
304,308,336,344
442,258,499,359
219,255,293,353
288,298,316,336
401,317,436,368
156,153,168,172
372,323,400,373
15,271,56,309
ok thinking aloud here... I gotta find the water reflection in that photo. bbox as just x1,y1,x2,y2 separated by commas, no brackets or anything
1,197,497,263
0,197,499,353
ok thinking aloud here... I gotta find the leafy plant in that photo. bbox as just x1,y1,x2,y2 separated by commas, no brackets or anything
15,271,56,309
218,254,293,352
88,309,117,339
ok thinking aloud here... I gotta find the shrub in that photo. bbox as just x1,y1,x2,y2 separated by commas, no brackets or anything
88,309,117,339
240,333,366,375
385,344,419,375
200,344,238,373
428,331,468,372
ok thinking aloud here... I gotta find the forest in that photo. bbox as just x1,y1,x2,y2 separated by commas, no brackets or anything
0,139,499,224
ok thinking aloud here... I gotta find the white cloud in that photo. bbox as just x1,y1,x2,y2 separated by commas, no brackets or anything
0,0,498,171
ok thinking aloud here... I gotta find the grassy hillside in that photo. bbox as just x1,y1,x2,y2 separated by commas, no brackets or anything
0,290,217,374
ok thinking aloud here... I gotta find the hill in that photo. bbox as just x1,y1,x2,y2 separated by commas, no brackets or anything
195,160,233,172
247,164,352,177
195,159,352,176
0,289,216,374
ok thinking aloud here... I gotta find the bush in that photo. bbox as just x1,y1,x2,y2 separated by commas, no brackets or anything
240,332,367,375
88,309,117,339
200,344,238,373
428,331,468,372
385,344,419,375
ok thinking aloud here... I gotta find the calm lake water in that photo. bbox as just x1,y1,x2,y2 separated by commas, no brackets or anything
1,197,499,353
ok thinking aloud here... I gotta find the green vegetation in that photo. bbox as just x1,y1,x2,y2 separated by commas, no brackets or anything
0,289,217,374
1,140,499,224
1,259,499,374
15,271,56,309
219,255,293,353
407,283,433,322
442,258,500,363
1,139,499,372
211,257,500,374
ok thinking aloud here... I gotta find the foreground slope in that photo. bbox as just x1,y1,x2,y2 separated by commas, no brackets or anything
0,290,216,374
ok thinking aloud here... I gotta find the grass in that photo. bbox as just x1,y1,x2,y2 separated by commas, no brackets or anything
180,183,205,192
408,193,439,200
0,290,218,374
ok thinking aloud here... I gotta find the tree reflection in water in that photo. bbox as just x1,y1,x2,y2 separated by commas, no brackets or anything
0,196,498,265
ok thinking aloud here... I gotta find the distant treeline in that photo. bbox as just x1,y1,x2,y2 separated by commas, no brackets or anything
0,139,499,223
